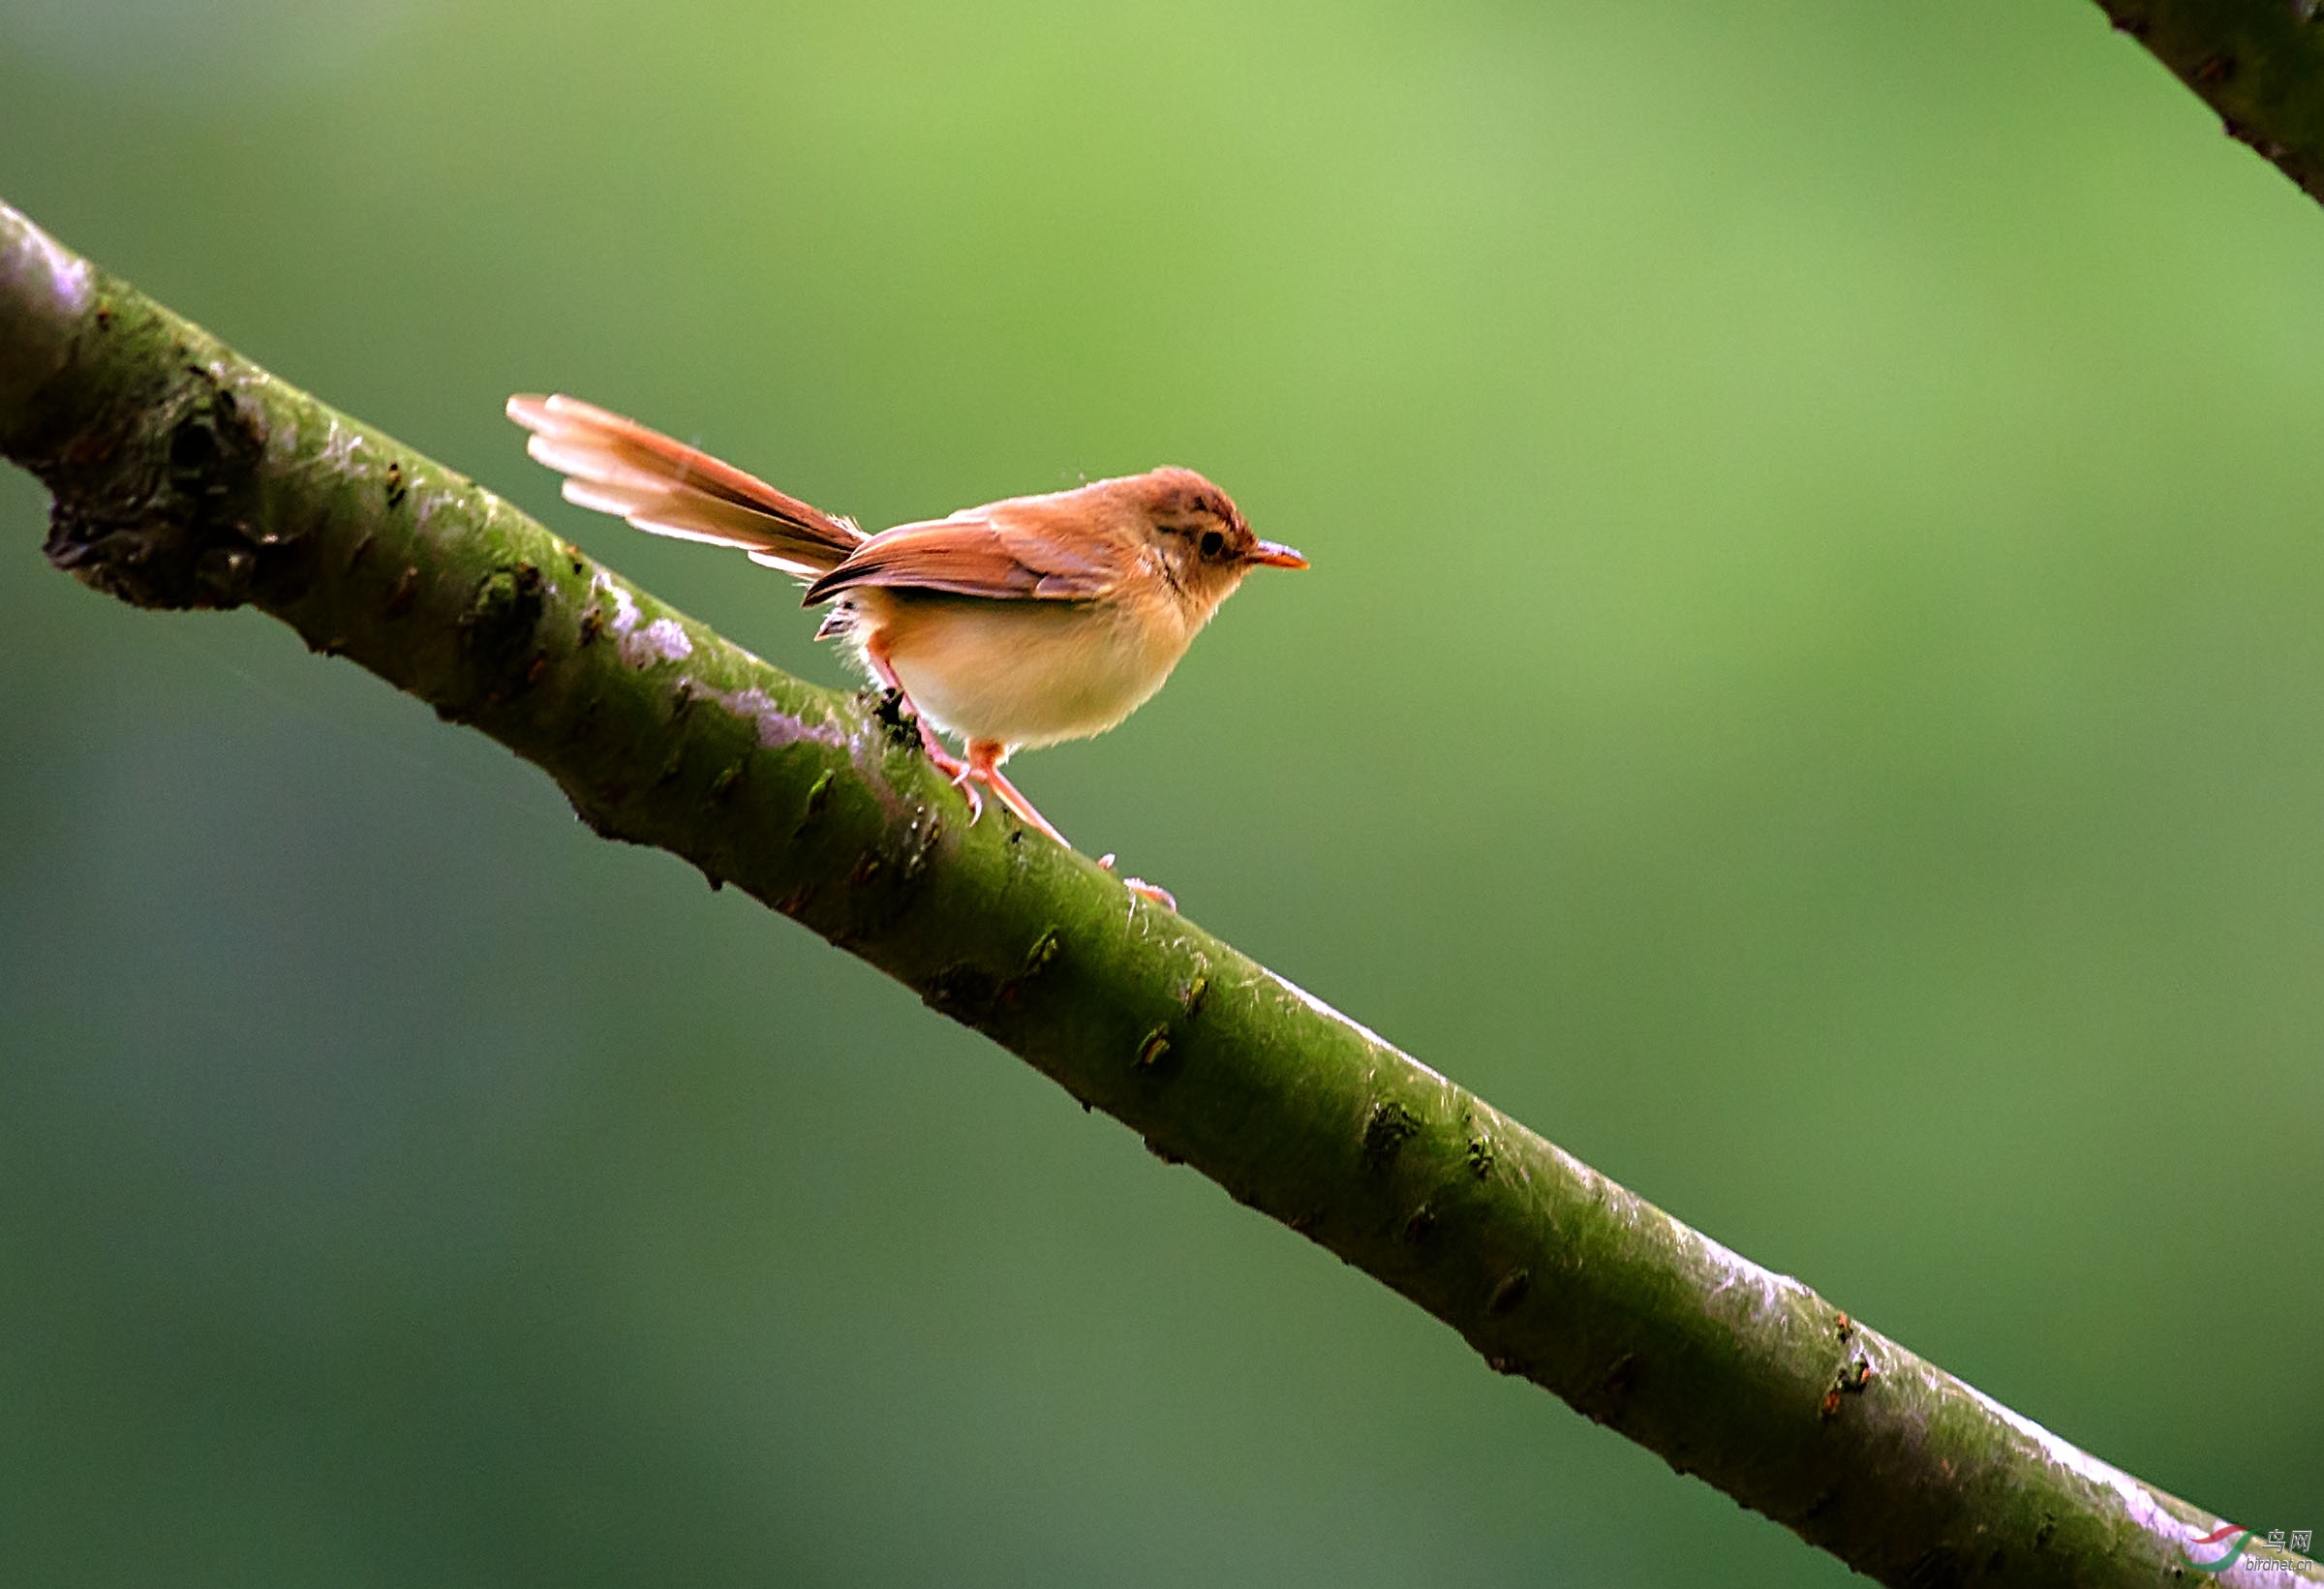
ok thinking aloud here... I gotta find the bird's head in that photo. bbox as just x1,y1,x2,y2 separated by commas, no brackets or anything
1126,467,1306,615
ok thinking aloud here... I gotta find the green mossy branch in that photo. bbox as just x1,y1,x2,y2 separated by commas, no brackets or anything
2,200,2313,1589
2095,0,2324,204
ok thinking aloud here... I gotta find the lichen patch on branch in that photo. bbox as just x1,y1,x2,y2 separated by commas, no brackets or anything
588,569,691,666
714,686,845,751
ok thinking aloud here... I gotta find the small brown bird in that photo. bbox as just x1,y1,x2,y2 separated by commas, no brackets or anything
508,394,1305,897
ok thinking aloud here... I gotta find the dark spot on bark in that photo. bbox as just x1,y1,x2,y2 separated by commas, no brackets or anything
460,562,545,687
577,606,603,646
168,414,217,472
988,930,1063,1015
1821,1356,1876,1421
1835,1311,1852,1339
1581,1352,1639,1422
1899,1544,1967,1589
1465,1133,1495,1178
1178,970,1209,1018
1361,1101,1421,1171
708,761,747,805
1021,929,1062,976
2034,1517,2056,1550
924,961,999,1019
93,304,111,329
1486,1268,1531,1315
801,769,836,824
898,812,942,882
60,429,114,469
1401,1202,1436,1245
849,851,881,886
669,679,696,719
383,459,407,507
525,652,550,687
385,565,419,618
2194,50,2235,84
346,533,373,572
1136,1026,1172,1068
197,543,254,600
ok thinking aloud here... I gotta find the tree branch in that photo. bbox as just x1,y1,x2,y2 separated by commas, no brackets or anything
2095,0,2324,204
2,199,2309,1589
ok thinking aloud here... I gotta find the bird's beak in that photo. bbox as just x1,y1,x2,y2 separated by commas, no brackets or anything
1244,539,1309,569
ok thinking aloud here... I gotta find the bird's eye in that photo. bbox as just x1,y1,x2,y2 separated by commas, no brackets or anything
1199,530,1225,560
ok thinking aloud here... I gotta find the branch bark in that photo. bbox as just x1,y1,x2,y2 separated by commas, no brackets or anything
1,199,2310,1589
2095,0,2324,204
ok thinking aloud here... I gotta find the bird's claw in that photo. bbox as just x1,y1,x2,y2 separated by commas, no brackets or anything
1124,877,1177,910
1094,853,1174,908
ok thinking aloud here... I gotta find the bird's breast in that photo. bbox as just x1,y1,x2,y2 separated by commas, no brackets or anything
858,590,1192,750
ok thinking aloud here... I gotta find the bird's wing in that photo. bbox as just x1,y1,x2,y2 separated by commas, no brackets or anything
507,393,865,578
803,494,1127,605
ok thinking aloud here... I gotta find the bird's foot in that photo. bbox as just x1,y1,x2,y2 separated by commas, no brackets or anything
974,743,1073,849
1125,877,1177,910
1096,853,1177,911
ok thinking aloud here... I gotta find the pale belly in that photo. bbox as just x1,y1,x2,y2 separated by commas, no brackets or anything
855,590,1190,750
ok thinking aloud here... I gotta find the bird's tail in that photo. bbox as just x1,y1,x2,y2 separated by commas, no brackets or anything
506,393,865,578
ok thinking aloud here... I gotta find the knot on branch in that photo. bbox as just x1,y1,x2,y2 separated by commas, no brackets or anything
39,365,297,611
460,561,547,698
1361,1099,1422,1172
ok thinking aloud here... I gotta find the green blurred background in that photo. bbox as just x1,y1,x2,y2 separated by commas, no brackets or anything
3,1,2320,1581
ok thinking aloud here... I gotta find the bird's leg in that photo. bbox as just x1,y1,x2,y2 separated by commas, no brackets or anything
967,741,1069,846
933,722,982,824
916,715,975,790
971,744,1177,910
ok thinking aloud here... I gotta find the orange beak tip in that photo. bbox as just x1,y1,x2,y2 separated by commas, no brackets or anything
1249,540,1309,570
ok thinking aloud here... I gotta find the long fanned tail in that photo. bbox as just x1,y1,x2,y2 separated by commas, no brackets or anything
506,393,864,578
